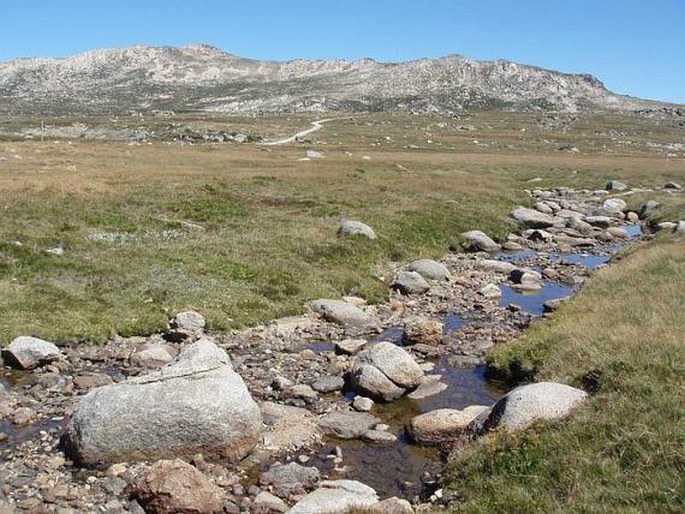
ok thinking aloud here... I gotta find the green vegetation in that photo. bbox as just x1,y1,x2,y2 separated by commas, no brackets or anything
0,112,682,345
443,240,685,513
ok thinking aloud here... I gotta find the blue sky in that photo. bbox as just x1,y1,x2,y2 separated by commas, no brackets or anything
1,0,683,103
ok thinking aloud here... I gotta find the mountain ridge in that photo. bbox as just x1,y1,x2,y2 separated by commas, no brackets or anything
0,44,675,116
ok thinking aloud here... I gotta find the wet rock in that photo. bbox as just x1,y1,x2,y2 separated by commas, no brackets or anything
311,375,345,393
606,226,629,239
406,259,450,281
251,491,288,513
476,260,516,274
479,283,502,299
392,271,430,295
511,207,556,229
337,220,377,240
2,336,61,370
260,462,320,499
606,180,628,192
354,342,424,390
260,402,320,452
370,497,414,513
460,230,501,253
404,316,443,346
167,310,206,341
129,343,177,368
664,181,682,190
73,372,114,390
309,299,378,331
335,339,367,355
288,479,378,514
510,268,543,286
318,411,380,440
406,380,447,400
407,406,489,445
362,430,397,443
476,382,588,432
63,338,263,467
133,459,225,514
553,234,596,247
352,396,374,412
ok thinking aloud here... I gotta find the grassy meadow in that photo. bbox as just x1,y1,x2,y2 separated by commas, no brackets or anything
0,112,683,346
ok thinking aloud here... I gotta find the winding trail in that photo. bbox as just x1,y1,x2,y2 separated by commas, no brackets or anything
261,117,343,146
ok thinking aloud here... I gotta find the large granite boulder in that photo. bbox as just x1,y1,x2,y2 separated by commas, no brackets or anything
511,207,556,229
473,382,588,433
348,342,423,402
62,338,262,467
2,336,61,370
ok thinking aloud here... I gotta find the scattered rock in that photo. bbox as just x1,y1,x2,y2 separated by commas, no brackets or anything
585,215,612,228
311,376,345,394
479,283,502,299
129,343,177,368
476,260,516,274
475,382,588,432
606,180,627,192
510,268,543,286
133,459,225,514
251,491,289,513
337,220,377,239
602,198,627,215
167,310,206,341
674,221,685,237
288,480,378,514
62,338,263,467
406,381,448,400
664,181,682,190
352,396,375,412
392,271,430,295
405,259,450,281
318,411,380,440
260,462,320,499
511,207,556,229
407,406,489,445
606,226,629,239
369,497,414,514
638,200,661,219
354,342,424,390
305,150,324,159
73,372,114,390
1,336,61,370
260,402,320,452
362,430,397,443
404,316,443,346
349,364,406,402
460,230,501,253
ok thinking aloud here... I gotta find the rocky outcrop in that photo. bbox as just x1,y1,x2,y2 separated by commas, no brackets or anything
62,338,263,467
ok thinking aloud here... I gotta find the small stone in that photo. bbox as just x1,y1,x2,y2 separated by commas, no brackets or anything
407,406,490,445
362,430,397,443
251,491,288,513
352,396,374,412
311,376,345,394
404,316,443,346
406,381,448,400
606,180,628,192
479,283,502,299
603,198,627,214
511,207,556,229
391,271,430,295
319,411,380,440
335,339,367,355
405,259,450,281
74,372,114,390
460,230,500,253
369,497,414,514
664,181,682,190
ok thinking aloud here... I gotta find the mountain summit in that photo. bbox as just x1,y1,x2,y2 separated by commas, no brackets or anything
0,44,666,115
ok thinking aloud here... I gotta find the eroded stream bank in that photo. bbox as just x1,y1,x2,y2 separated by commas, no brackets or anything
1,183,677,513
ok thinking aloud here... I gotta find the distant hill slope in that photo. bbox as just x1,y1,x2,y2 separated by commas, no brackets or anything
0,44,673,116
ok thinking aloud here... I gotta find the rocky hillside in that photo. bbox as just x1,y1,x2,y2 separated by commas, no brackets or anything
0,44,670,116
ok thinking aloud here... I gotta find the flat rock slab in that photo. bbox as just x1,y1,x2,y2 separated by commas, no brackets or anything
511,207,556,229
309,299,378,330
288,480,378,514
2,336,61,370
62,338,263,468
318,411,380,440
477,381,588,432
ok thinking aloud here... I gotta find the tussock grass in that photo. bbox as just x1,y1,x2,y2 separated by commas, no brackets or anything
444,240,685,512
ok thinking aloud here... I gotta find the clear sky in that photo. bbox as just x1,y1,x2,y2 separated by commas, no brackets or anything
1,0,683,103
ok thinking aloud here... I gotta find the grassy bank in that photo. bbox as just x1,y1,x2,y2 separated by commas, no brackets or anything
443,240,685,512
